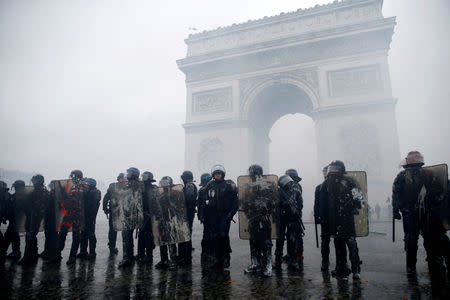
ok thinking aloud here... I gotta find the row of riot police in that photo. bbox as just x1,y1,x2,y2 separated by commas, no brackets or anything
312,151,450,283
237,161,365,279
102,168,200,269
0,170,101,266
2,152,448,285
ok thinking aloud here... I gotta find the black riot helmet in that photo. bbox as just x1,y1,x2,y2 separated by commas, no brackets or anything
12,180,26,191
31,174,45,187
181,170,194,184
403,151,425,168
327,160,346,175
13,180,26,189
200,173,212,187
117,173,127,183
211,165,226,180
248,164,263,177
126,167,140,180
70,170,84,180
285,169,302,182
278,175,293,189
84,178,97,188
159,176,173,187
142,171,156,183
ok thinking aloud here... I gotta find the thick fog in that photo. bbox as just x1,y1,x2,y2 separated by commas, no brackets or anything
1,0,449,208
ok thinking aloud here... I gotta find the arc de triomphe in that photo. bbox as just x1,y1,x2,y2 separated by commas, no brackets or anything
177,0,400,201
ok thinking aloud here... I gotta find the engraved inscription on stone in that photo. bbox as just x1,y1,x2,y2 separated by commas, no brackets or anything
328,65,382,97
192,87,232,114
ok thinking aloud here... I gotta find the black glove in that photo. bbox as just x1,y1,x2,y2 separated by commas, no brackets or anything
393,210,401,220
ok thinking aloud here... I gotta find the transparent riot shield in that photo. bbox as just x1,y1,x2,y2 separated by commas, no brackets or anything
53,179,85,232
422,164,449,230
151,184,190,246
238,175,279,240
344,171,369,237
14,186,44,232
109,182,144,231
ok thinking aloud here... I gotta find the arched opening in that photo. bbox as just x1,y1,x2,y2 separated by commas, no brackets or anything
248,83,314,168
247,83,319,218
269,114,319,218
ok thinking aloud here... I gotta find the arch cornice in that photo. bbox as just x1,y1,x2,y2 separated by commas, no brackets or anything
239,69,319,120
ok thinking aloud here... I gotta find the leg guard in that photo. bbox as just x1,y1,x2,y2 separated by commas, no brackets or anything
346,237,361,274
261,239,273,277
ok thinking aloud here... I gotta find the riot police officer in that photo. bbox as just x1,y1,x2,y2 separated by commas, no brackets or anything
178,170,197,266
103,173,126,255
204,165,238,268
18,174,49,265
314,165,330,271
243,164,275,277
78,178,101,260
119,167,144,268
284,168,305,262
137,171,156,263
274,175,303,271
318,161,362,280
392,151,447,281
197,173,213,264
42,180,58,263
58,170,86,265
1,180,23,260
155,176,179,271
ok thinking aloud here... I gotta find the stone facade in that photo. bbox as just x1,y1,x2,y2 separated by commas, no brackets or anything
177,0,399,201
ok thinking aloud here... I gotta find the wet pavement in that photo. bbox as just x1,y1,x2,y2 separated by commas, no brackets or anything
1,220,449,299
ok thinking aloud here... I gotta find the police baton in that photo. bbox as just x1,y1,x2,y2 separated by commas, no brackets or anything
392,216,395,243
314,220,319,248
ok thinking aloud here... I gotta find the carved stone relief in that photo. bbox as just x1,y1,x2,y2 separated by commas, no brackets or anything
328,65,382,97
197,138,225,173
187,2,381,56
192,87,232,115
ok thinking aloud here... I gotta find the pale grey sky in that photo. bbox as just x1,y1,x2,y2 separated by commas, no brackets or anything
0,0,449,195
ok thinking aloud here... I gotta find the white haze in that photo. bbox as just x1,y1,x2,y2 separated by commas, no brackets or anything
1,0,449,214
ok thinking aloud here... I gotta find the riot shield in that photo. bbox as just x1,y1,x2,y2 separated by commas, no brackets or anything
109,182,145,231
151,184,190,246
238,175,279,240
14,186,44,232
344,171,369,237
53,179,85,232
422,164,449,230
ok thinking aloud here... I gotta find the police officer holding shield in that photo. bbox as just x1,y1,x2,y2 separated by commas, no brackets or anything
392,151,448,281
204,165,238,268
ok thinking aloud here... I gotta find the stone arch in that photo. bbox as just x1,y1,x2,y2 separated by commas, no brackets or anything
243,81,316,170
178,0,400,199
240,72,320,121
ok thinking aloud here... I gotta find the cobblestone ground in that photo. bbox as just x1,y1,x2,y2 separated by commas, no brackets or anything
1,220,449,299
